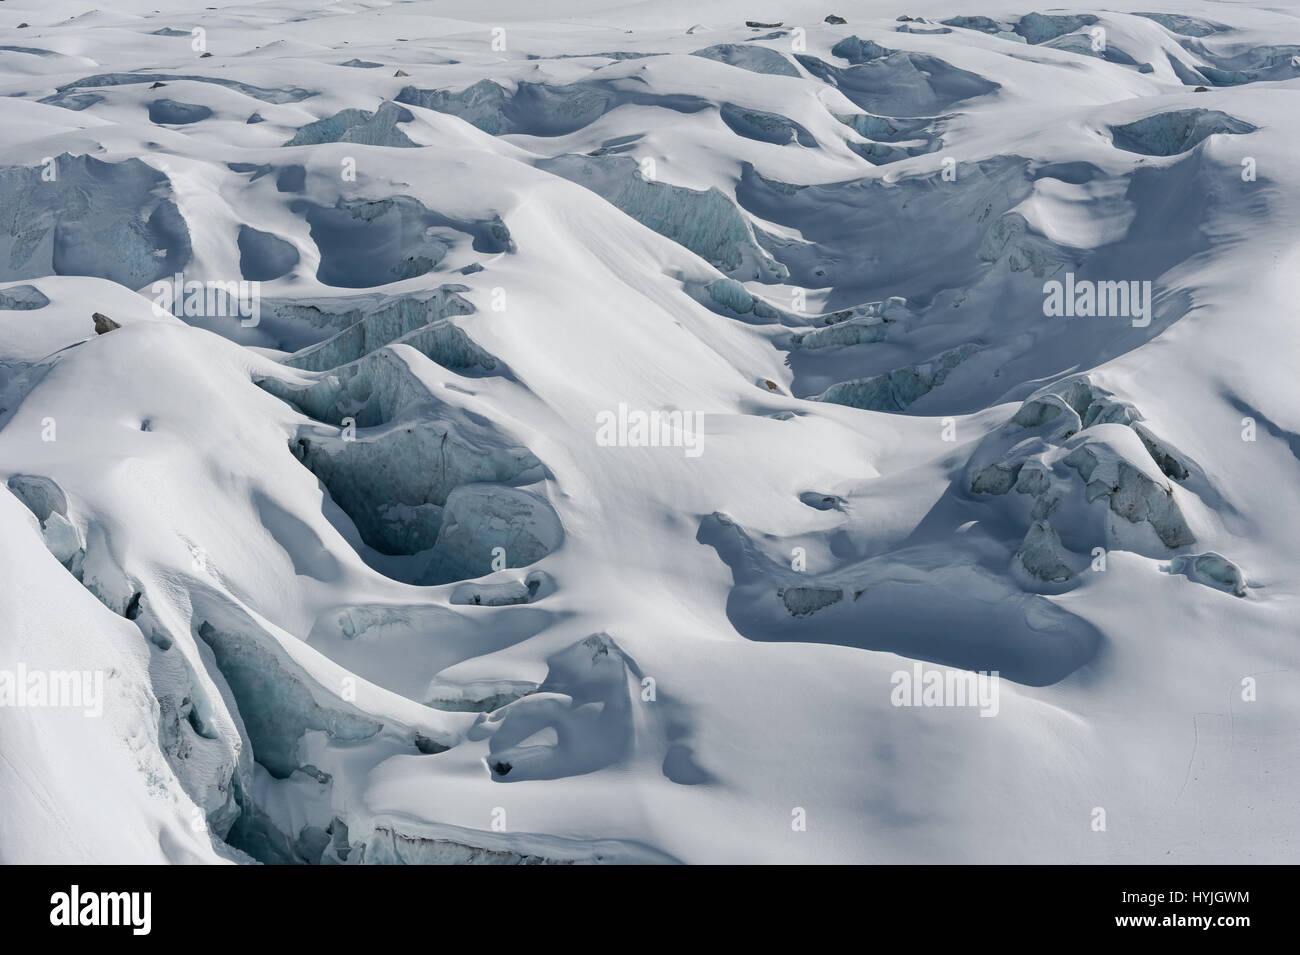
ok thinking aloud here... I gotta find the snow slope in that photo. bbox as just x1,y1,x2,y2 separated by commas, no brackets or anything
1,0,1298,863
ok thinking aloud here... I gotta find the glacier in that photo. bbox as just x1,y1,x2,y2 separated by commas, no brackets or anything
1,0,1298,867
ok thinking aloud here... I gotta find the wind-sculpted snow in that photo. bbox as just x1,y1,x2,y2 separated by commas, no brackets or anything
2,0,1298,866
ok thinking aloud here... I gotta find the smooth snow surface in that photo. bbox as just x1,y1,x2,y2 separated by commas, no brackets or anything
1,0,1298,864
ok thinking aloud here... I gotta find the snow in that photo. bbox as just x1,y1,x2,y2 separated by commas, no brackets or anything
1,0,1299,864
